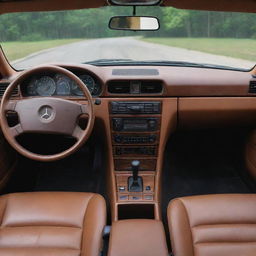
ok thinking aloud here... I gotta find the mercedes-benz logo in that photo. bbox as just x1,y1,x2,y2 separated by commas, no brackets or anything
38,106,55,122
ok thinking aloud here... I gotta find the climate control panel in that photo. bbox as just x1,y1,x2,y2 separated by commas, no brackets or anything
114,134,157,144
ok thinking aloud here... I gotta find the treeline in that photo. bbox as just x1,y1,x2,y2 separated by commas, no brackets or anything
0,6,255,41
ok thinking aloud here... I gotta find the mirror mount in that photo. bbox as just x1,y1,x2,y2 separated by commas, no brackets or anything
133,5,136,16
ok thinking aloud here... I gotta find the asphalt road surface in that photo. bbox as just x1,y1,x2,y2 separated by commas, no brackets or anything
13,37,255,70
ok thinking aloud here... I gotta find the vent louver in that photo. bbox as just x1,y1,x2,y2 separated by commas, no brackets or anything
108,81,130,94
0,83,18,97
108,80,163,94
249,80,256,93
140,81,163,94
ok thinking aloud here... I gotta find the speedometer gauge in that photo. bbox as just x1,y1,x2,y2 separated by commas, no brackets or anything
54,74,71,96
36,76,56,96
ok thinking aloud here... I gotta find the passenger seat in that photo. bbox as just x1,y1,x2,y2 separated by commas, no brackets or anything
167,194,256,256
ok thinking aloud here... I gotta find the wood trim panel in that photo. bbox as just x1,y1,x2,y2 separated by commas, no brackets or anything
93,97,177,221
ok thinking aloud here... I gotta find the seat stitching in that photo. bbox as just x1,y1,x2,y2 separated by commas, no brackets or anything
0,246,81,250
179,199,195,256
194,241,256,245
192,223,256,228
2,225,82,229
81,193,94,256
0,195,9,228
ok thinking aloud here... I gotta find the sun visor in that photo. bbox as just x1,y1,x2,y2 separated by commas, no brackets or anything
164,0,256,13
0,0,106,14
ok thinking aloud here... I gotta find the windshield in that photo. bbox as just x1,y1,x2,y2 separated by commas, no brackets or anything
0,6,255,70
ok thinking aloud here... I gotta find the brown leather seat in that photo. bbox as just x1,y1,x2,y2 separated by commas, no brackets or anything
0,192,106,256
168,194,256,256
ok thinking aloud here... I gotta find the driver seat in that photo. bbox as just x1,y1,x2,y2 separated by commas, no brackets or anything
0,192,106,256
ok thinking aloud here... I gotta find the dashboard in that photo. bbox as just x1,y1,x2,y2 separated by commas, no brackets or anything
1,64,256,130
21,72,102,97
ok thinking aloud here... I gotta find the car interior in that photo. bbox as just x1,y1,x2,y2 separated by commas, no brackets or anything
0,0,256,255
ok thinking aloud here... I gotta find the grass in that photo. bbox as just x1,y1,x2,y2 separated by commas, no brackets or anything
1,39,83,61
142,38,256,61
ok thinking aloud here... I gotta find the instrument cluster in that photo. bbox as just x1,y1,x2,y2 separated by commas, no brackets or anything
22,73,101,97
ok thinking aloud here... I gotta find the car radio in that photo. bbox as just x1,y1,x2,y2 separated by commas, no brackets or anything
112,117,159,132
111,101,161,114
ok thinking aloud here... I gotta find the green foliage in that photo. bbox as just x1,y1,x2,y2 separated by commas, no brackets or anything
20,33,45,42
143,37,256,61
0,7,255,42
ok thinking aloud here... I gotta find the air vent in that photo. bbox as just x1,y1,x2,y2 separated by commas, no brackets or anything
249,80,256,93
108,81,130,94
141,81,163,94
108,80,163,94
0,83,18,97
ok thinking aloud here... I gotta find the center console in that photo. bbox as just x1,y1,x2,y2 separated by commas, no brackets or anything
110,101,162,205
108,219,168,256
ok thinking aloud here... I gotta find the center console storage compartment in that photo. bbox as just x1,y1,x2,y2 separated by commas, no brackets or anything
108,219,168,256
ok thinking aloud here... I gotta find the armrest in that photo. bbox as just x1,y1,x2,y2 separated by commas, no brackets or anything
108,219,169,256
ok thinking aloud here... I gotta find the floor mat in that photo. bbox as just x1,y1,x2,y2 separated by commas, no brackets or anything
161,129,256,248
2,138,106,197
162,129,256,217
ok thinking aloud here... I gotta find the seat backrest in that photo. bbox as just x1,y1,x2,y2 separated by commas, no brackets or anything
168,194,256,256
0,192,106,256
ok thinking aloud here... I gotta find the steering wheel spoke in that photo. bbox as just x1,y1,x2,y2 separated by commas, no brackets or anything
9,123,23,137
5,101,17,112
72,125,84,140
80,104,90,115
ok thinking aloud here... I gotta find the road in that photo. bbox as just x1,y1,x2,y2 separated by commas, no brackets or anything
12,37,255,69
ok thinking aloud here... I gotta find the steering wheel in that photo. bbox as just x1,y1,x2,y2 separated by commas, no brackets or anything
0,65,95,162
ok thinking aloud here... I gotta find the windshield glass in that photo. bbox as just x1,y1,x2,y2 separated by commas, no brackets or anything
0,7,255,70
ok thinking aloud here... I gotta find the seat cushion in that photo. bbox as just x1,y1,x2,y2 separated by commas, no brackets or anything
168,194,256,256
0,192,106,256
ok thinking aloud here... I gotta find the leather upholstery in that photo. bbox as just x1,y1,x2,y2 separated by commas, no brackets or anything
0,192,106,256
108,219,169,256
168,194,256,256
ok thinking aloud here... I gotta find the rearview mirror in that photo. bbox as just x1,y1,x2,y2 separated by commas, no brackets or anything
109,16,160,31
109,0,161,6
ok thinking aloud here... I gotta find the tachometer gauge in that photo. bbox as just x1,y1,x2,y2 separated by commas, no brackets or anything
54,74,71,96
92,83,101,96
80,75,95,93
36,76,56,96
27,78,38,96
71,74,96,96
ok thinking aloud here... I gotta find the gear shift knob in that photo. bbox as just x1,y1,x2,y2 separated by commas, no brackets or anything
131,160,140,181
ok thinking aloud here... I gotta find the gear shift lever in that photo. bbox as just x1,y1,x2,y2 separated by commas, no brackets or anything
132,160,139,181
128,160,143,192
